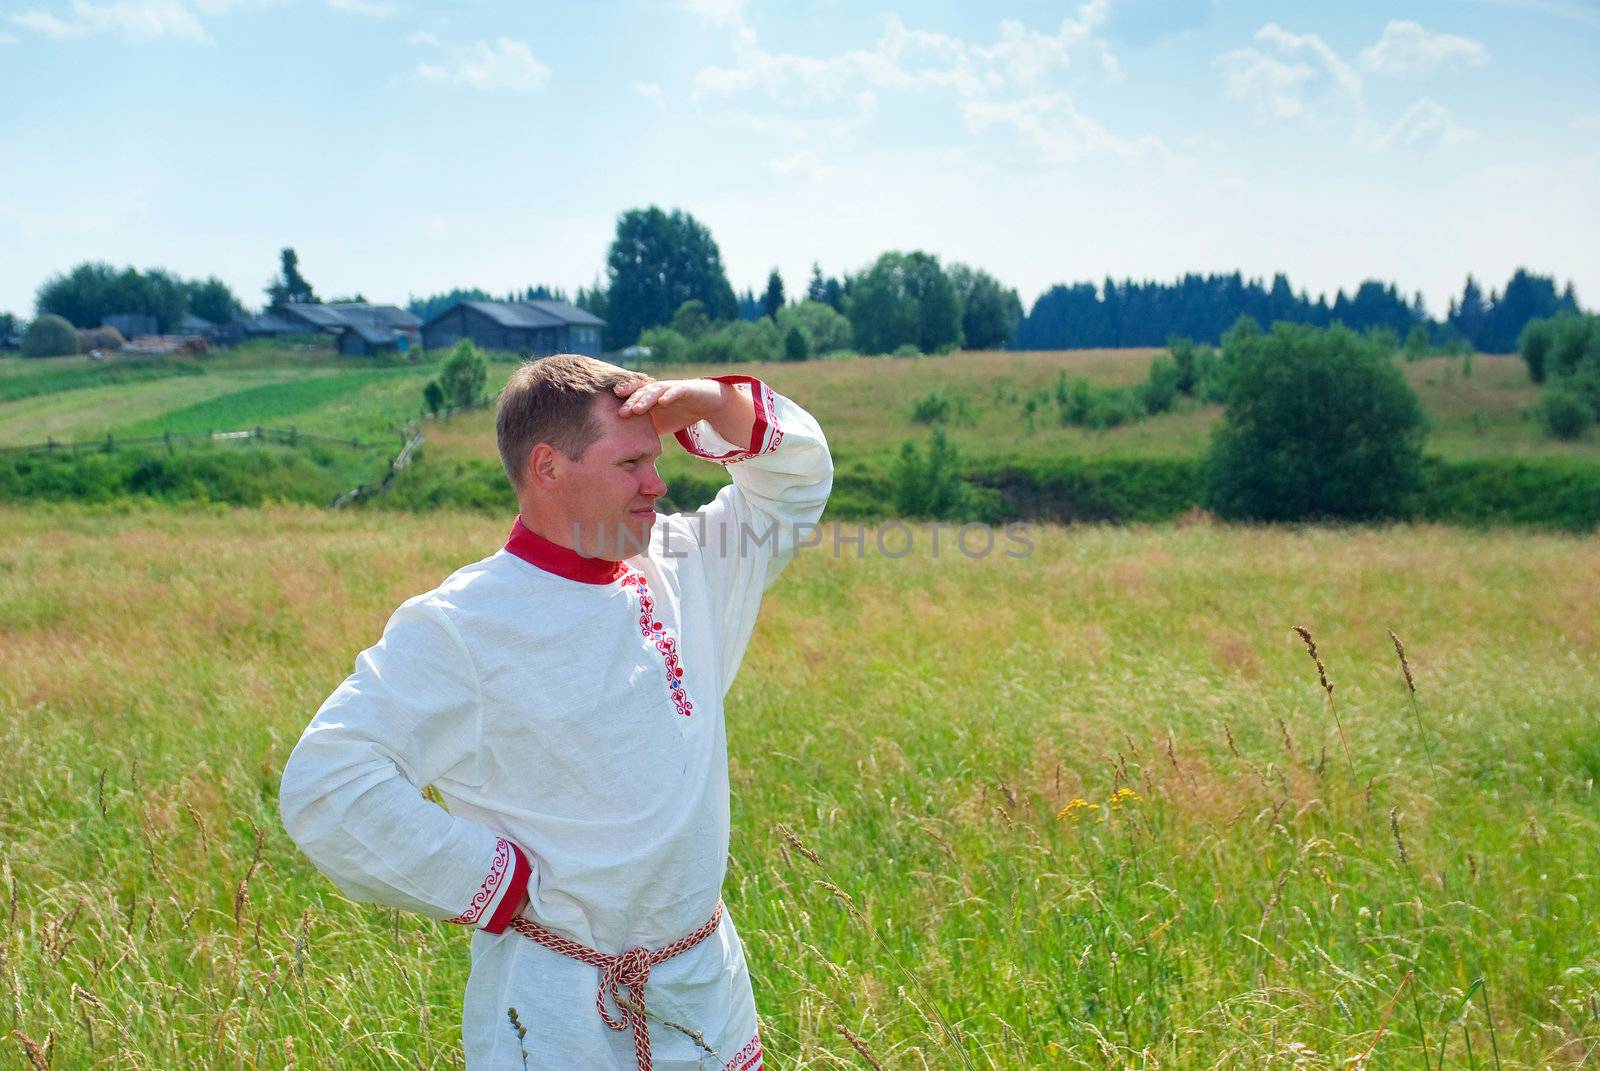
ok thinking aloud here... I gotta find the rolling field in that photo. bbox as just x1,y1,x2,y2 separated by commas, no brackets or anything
1,344,1598,1067
2,507,1598,1068
4,346,1597,468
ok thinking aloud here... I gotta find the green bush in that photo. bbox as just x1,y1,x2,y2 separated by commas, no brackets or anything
892,343,922,358
1522,315,1600,439
422,380,444,417
438,339,487,407
1415,457,1600,531
783,326,811,362
669,300,711,341
1206,322,1428,521
891,427,981,520
0,445,362,507
687,320,781,363
777,300,852,356
911,389,952,425
21,313,80,358
1137,354,1181,414
688,330,737,363
910,388,974,426
1521,314,1600,384
638,326,689,365
1539,385,1595,440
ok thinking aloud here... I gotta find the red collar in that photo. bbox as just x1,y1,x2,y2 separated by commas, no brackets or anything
504,516,627,585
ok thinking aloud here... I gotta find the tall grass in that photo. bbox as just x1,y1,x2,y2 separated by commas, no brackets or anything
2,507,1597,1067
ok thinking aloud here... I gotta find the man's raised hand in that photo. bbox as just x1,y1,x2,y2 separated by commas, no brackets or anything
614,376,729,437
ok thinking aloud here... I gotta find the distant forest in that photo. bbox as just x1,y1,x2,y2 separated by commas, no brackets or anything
1014,270,1581,354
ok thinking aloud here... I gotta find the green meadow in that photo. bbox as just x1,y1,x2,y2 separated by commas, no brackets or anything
1,509,1597,1068
1,344,1598,1068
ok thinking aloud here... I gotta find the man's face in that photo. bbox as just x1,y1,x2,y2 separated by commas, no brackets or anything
545,394,667,558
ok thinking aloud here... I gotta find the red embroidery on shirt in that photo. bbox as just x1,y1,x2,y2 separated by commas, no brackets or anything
725,1033,763,1071
674,377,783,467
445,837,511,926
620,571,694,718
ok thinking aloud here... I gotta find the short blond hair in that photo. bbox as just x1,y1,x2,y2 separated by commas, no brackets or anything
495,354,634,488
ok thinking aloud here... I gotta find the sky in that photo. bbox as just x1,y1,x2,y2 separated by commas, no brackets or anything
1,0,1597,320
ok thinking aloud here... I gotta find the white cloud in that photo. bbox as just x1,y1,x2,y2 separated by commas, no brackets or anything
8,0,211,43
962,92,1169,165
1371,98,1476,149
683,2,1151,169
690,2,1117,109
328,0,391,16
416,36,550,93
0,32,17,44
634,81,664,106
1217,22,1360,122
406,30,437,46
1360,20,1488,77
1216,20,1483,155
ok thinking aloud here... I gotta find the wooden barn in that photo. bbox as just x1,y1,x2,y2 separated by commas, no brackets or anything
420,300,605,357
328,303,423,356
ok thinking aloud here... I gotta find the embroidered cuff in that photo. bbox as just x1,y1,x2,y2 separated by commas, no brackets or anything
674,375,783,466
445,837,531,934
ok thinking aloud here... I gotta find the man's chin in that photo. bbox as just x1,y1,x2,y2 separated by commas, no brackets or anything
569,518,655,558
615,513,657,557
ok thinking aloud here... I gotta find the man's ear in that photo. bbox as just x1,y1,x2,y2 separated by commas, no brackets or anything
527,442,561,490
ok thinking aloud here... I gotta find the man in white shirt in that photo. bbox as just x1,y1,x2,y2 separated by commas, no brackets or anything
279,354,833,1070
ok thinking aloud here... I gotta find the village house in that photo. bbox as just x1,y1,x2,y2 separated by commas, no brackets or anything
420,299,605,356
327,303,423,356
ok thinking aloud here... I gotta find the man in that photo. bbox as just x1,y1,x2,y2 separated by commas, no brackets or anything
278,355,832,1070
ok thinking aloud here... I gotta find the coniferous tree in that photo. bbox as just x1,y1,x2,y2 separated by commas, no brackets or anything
266,247,318,308
761,269,785,320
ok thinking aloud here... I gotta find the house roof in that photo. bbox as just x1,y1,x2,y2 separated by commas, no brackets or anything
278,303,350,330
521,299,606,327
423,299,606,331
330,303,422,330
179,313,217,333
233,313,303,334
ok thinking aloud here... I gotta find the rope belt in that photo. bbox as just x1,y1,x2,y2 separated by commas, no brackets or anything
507,901,724,1071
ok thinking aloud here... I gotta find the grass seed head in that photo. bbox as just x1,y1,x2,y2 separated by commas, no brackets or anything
837,1023,886,1071
1386,628,1416,693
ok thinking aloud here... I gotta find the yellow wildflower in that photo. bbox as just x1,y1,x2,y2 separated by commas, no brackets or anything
1108,787,1141,808
1055,797,1092,822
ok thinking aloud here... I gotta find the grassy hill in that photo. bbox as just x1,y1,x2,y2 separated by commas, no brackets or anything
2,342,1597,524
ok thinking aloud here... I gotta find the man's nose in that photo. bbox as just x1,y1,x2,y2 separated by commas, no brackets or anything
640,464,668,498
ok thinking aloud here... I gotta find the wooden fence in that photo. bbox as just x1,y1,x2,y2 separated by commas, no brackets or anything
0,426,387,457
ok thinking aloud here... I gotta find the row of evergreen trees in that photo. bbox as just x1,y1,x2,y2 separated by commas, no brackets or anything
1015,270,1580,353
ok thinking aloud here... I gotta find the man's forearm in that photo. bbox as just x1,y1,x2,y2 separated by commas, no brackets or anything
703,379,757,451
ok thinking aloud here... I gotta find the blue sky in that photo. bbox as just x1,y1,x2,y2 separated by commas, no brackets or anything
1,0,1596,319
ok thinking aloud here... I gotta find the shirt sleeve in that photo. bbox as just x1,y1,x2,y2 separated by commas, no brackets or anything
277,596,531,934
673,375,833,695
